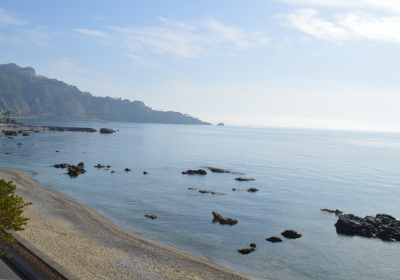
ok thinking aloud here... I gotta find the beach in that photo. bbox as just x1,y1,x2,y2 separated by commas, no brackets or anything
0,169,253,280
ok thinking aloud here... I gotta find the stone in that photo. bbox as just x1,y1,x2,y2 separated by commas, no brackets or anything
212,211,238,225
125,168,131,171
208,167,230,173
182,169,207,175
321,208,343,214
281,230,302,239
22,132,30,136
95,164,106,168
143,171,148,174
238,248,255,254
5,131,17,136
217,123,224,126
199,190,210,193
67,164,86,177
100,128,116,133
250,243,256,247
111,171,115,173
266,237,283,243
247,188,259,192
236,177,255,181
145,215,157,219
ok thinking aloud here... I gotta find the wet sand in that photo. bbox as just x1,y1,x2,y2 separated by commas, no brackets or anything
0,169,253,280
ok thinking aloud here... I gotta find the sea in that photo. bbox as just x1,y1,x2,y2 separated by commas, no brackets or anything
2,119,400,280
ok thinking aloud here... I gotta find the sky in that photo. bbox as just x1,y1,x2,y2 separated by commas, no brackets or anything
1,0,400,131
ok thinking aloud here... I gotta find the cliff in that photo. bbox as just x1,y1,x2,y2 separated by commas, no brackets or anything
0,63,211,125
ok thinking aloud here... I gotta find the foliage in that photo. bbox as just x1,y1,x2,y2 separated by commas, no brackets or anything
10,119,16,124
0,179,32,257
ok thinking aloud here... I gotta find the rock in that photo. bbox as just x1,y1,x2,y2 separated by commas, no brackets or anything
111,171,115,173
5,131,17,136
208,167,230,173
238,248,255,254
107,166,111,168
95,164,106,168
125,168,131,172
145,215,157,219
335,213,400,241
236,177,255,181
56,151,59,152
211,192,216,194
188,188,195,190
232,188,236,191
217,123,224,126
281,230,302,239
77,162,84,168
100,128,116,133
67,164,86,177
250,243,256,248
22,133,30,136
182,169,207,175
266,236,283,243
212,211,238,225
34,130,40,132
54,163,69,168
199,190,210,193
321,208,343,214
143,171,148,174
247,188,259,192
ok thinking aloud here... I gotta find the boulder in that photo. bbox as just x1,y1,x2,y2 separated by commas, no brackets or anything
5,131,17,136
266,236,283,243
335,213,400,240
247,188,259,192
143,171,148,174
22,133,30,136
321,208,343,214
67,164,86,177
281,230,302,239
212,211,238,225
100,128,116,133
125,168,131,172
250,243,256,248
199,190,210,193
182,169,207,175
208,167,230,173
217,123,224,126
78,162,84,168
94,164,106,168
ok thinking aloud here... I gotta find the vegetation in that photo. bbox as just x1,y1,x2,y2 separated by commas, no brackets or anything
0,63,211,125
0,179,32,257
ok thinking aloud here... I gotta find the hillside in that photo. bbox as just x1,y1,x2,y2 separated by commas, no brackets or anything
0,63,211,125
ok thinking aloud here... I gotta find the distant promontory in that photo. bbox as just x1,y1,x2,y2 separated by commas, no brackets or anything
0,63,211,125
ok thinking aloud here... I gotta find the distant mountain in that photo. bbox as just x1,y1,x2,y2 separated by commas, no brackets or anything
0,63,211,125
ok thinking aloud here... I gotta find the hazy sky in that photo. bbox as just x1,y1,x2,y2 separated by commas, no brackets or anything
1,1,400,131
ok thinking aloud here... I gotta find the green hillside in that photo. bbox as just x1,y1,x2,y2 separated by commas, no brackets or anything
0,63,211,125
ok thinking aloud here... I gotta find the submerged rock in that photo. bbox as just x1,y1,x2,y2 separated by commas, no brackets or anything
321,208,343,214
250,243,256,248
335,213,400,241
145,215,157,219
143,171,148,174
266,236,283,243
199,190,210,193
238,248,255,254
247,188,259,192
67,164,86,177
281,230,302,239
125,168,131,172
208,167,230,173
235,177,255,181
212,211,238,225
22,132,30,136
182,169,207,175
95,164,106,168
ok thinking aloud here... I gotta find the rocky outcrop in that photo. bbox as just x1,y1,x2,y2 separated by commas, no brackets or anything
124,168,131,172
266,236,283,243
143,171,148,174
94,164,106,168
335,214,400,241
54,163,70,168
182,169,207,175
281,230,302,239
67,164,86,177
199,190,210,193
212,211,238,225
247,188,259,192
5,131,17,136
100,128,116,133
145,215,157,219
22,132,30,136
235,178,255,181
217,123,224,126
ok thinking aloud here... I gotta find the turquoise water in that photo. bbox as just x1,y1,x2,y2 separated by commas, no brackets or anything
3,119,400,280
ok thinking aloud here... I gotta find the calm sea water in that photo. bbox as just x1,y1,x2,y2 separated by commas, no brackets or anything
2,119,400,280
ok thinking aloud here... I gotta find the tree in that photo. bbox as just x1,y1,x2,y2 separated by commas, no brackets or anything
0,179,32,257
3,110,10,122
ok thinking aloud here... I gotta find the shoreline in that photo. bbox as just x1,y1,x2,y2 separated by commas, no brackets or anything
0,168,254,280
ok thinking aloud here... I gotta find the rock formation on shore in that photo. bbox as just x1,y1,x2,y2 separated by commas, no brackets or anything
335,213,400,241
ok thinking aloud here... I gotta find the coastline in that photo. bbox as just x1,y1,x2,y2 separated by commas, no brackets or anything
0,169,254,280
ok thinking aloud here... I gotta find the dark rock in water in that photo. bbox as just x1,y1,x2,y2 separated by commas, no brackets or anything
182,169,207,175
250,243,256,248
238,248,255,254
22,132,30,136
281,230,302,239
199,190,210,193
95,164,106,168
212,211,238,225
5,131,17,136
67,164,86,177
266,236,283,243
107,165,111,168
111,171,115,173
56,151,60,152
321,208,343,214
100,128,116,133
217,123,224,126
208,167,230,173
145,214,157,219
335,213,400,241
54,163,69,169
78,162,84,168
236,177,255,181
143,171,148,174
232,188,236,191
125,168,131,172
247,188,259,192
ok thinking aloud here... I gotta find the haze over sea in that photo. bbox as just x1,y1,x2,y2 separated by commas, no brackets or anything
3,119,400,280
